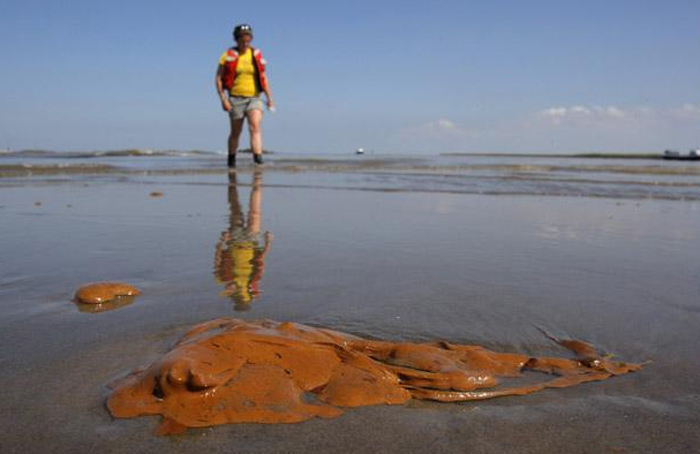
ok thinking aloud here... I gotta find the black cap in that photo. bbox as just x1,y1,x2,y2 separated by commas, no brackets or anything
233,24,253,40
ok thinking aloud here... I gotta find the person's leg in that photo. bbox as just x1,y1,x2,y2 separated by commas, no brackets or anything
246,109,263,163
247,170,263,235
228,115,245,167
228,172,244,229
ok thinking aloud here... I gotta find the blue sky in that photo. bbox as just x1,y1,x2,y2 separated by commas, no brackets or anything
1,0,698,153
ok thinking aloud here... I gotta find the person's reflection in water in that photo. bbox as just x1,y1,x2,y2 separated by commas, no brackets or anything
214,170,272,311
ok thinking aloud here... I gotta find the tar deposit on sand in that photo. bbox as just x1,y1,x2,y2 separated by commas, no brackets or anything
74,282,141,304
107,318,643,435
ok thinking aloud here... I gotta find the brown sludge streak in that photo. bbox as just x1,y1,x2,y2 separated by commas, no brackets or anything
150,191,163,198
74,282,141,304
106,318,643,435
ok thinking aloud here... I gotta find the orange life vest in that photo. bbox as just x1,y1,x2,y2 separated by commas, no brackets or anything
222,47,268,93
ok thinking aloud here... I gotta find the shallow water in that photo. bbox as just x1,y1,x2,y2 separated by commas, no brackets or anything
0,163,699,453
2,151,699,200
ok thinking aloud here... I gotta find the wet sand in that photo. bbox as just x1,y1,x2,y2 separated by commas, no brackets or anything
0,167,698,453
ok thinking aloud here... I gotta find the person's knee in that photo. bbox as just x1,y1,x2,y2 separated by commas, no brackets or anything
230,122,244,138
248,121,261,134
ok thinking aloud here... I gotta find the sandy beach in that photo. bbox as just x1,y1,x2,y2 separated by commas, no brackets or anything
0,153,699,453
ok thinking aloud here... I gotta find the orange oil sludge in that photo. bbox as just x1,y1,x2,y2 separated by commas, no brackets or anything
74,282,141,304
106,318,643,435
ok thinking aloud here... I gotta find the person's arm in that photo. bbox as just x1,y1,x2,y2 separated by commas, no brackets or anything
214,236,225,269
257,52,274,109
262,76,274,110
215,65,231,112
250,232,273,291
262,231,273,254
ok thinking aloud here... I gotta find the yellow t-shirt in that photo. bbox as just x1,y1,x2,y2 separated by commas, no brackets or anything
219,48,259,97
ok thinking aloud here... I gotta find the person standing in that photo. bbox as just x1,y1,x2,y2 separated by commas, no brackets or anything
215,24,274,168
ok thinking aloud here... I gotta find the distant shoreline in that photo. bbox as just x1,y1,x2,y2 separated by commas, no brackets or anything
440,152,664,159
0,149,668,159
0,148,273,157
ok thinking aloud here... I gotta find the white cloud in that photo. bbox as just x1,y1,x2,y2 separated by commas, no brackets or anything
420,117,480,135
388,117,480,152
605,106,625,118
670,103,700,117
388,104,700,153
570,106,591,115
416,117,479,138
425,118,458,131
539,105,631,125
523,103,700,150
542,107,568,118
539,103,700,126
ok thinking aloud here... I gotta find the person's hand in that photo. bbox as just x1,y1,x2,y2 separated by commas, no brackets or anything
221,98,232,112
265,231,274,242
266,98,275,112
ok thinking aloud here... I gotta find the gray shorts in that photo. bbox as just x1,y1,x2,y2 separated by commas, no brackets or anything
229,96,264,120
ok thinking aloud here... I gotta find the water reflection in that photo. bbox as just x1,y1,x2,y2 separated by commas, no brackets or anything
74,296,137,314
214,171,273,310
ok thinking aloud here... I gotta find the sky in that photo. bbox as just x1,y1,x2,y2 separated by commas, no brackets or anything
1,0,699,154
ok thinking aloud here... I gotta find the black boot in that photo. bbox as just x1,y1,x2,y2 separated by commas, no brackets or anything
227,153,236,168
253,153,263,165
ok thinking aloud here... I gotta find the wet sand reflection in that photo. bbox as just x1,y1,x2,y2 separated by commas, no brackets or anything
214,171,273,310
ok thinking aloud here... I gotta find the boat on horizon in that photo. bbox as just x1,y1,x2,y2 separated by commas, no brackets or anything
663,149,700,161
